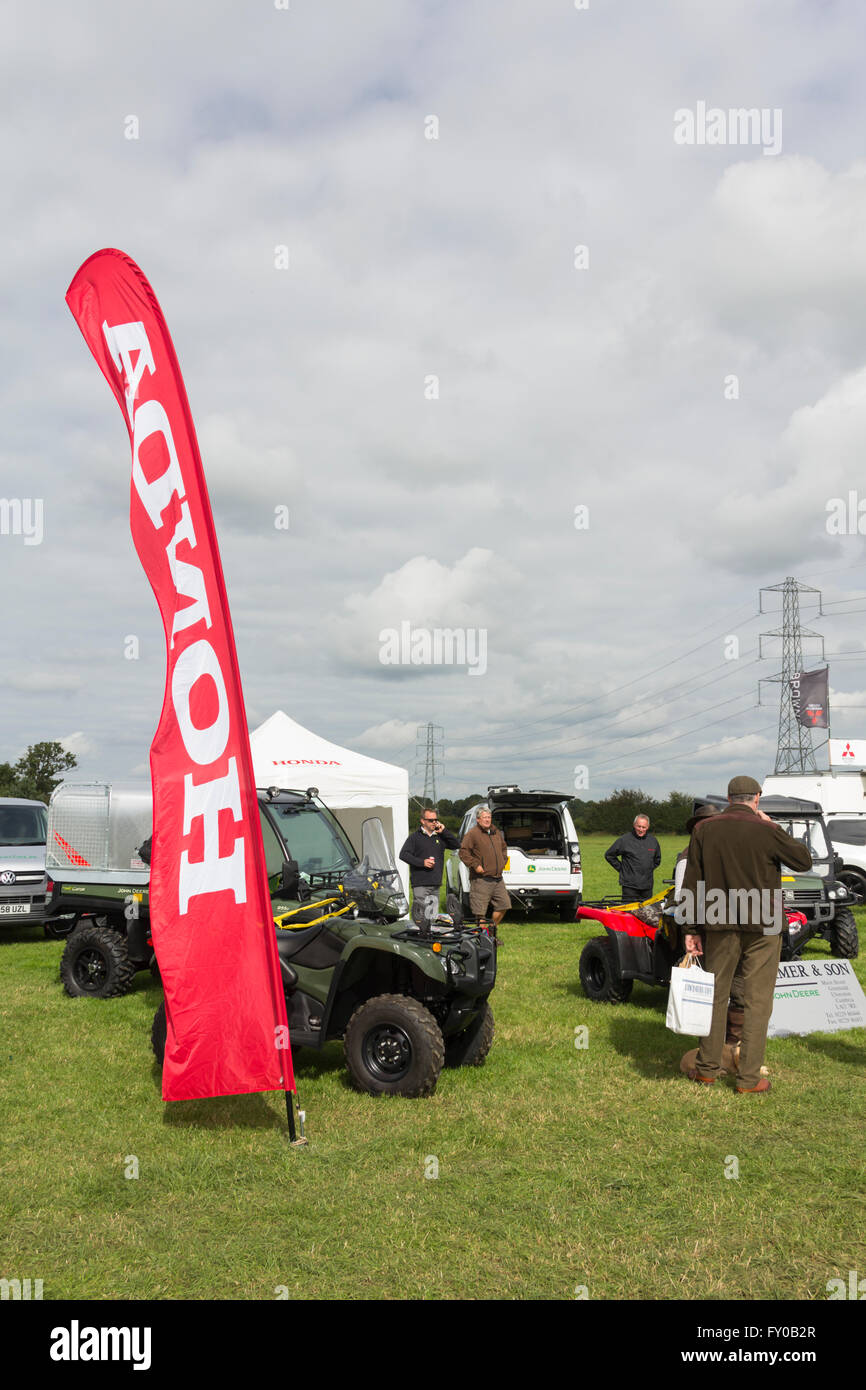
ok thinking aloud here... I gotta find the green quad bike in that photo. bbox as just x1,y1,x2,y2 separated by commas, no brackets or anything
151,803,497,1098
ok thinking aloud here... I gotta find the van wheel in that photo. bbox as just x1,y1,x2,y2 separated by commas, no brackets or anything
579,936,633,1003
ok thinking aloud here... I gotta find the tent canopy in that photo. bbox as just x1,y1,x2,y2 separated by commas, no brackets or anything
250,711,410,892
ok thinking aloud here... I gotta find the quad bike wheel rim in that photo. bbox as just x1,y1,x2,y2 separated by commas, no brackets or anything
363,1023,413,1081
73,947,109,991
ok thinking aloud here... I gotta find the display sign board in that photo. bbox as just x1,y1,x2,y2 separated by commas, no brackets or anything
829,738,866,767
767,958,866,1037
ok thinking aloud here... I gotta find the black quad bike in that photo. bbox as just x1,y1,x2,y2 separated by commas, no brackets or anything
151,811,497,1098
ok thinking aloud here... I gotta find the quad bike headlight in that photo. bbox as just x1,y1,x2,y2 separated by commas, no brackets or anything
445,951,466,979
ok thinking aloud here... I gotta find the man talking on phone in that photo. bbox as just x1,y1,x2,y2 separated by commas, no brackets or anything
399,807,460,916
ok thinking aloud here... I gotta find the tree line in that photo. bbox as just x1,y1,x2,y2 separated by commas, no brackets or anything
0,742,78,805
415,788,696,837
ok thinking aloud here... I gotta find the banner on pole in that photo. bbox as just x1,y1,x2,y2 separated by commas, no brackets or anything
790,666,829,728
66,249,292,1102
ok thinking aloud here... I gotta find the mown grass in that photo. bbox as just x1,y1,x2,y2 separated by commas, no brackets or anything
1,832,863,1300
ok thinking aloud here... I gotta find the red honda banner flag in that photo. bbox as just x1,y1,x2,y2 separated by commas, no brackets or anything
66,249,293,1102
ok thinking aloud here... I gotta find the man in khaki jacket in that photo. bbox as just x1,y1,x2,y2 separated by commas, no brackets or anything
679,775,812,1093
459,806,511,931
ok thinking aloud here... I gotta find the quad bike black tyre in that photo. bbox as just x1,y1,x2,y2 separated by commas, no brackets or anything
444,1000,494,1068
579,936,634,1003
60,923,136,998
344,993,445,1097
826,907,859,959
151,1000,166,1066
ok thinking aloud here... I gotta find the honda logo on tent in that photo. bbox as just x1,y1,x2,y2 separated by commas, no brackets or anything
272,759,341,766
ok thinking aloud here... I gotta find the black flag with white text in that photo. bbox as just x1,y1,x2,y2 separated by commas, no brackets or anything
791,667,829,728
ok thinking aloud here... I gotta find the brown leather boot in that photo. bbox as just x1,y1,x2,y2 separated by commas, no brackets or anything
725,1006,745,1046
737,1077,771,1094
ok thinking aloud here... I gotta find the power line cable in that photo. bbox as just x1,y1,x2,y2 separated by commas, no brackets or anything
446,638,762,753
598,723,776,781
443,605,761,747
447,698,759,772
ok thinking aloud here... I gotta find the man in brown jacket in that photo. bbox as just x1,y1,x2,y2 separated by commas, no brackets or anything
678,775,812,1093
459,806,511,930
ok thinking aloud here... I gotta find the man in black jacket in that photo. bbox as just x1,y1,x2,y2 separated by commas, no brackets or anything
399,809,459,916
605,815,661,902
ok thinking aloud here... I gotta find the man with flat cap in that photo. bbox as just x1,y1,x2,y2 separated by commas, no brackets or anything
678,775,812,1093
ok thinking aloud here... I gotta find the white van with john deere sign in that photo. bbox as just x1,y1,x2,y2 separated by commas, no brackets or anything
447,786,582,920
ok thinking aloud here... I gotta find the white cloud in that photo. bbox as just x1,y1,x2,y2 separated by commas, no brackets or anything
60,732,97,759
705,156,866,319
330,548,516,673
355,719,418,752
693,365,866,570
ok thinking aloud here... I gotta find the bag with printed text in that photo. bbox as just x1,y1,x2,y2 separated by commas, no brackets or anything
665,954,715,1036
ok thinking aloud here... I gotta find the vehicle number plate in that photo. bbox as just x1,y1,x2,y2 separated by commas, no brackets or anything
0,904,30,915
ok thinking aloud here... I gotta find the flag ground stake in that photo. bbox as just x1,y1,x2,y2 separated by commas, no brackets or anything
285,1089,308,1147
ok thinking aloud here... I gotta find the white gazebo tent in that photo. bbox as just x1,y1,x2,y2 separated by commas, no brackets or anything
249,711,411,894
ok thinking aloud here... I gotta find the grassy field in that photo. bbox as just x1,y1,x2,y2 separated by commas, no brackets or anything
1,832,864,1301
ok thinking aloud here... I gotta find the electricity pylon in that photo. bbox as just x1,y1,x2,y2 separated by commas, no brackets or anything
415,724,444,803
758,577,824,774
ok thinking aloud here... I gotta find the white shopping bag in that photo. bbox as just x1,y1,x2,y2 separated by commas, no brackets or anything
665,955,715,1036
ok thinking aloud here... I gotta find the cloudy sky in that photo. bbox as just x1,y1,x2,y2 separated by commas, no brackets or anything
3,0,866,804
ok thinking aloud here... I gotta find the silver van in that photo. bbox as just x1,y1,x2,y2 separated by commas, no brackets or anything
0,798,51,927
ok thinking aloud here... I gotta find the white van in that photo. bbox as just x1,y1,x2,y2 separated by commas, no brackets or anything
0,798,50,927
446,786,582,920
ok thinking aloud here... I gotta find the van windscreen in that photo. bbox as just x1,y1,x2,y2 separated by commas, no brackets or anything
0,805,46,845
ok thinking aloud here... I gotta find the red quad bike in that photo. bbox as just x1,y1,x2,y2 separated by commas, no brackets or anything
576,903,810,1004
